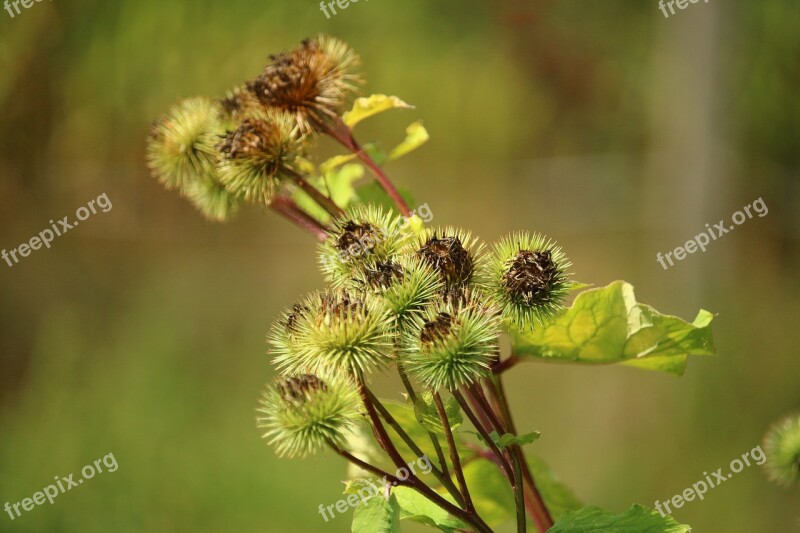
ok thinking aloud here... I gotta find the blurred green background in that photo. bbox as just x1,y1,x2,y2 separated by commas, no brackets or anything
1,0,798,531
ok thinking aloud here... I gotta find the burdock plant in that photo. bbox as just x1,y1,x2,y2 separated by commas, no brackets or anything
147,35,718,532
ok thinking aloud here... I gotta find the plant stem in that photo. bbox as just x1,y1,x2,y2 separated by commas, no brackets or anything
326,440,408,486
433,392,474,513
452,390,514,481
486,375,554,532
511,450,528,533
396,362,454,493
320,117,411,217
365,388,465,507
493,355,522,374
356,380,492,533
268,195,329,241
285,168,345,219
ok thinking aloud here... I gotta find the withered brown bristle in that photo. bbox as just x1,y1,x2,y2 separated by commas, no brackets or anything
247,40,325,112
219,94,242,116
504,250,558,305
318,292,365,322
219,118,279,161
336,221,381,253
416,236,473,287
284,303,309,334
278,374,327,404
364,261,403,289
420,313,454,344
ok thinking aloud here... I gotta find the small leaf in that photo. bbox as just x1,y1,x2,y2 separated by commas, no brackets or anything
462,458,516,526
343,94,414,128
394,486,468,532
413,391,463,436
351,492,400,533
293,164,364,223
319,153,358,175
549,504,691,532
511,281,715,376
493,431,540,449
525,453,582,520
387,121,430,161
354,181,416,216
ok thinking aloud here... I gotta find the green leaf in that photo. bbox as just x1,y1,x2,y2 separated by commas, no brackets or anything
414,391,463,436
549,504,691,532
511,280,715,376
394,486,468,532
491,431,540,449
462,458,516,526
293,164,364,223
345,421,393,480
319,153,358,175
525,454,582,520
387,121,430,161
354,181,416,216
351,492,400,533
343,94,414,128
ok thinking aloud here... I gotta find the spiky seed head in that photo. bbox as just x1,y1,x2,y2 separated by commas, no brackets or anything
763,414,800,487
247,35,361,133
415,227,484,290
402,290,501,391
216,109,305,205
182,173,240,222
146,96,225,191
484,232,572,329
352,256,445,329
275,290,395,378
319,204,413,288
256,373,363,458
218,86,261,120
269,304,313,374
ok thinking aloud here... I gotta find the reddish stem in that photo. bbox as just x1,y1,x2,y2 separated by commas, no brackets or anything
319,117,411,217
268,196,329,241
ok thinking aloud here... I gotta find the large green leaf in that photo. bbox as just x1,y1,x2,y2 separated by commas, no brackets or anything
394,487,467,532
511,281,715,376
343,94,413,128
462,458,516,526
351,492,400,533
525,454,582,520
549,504,691,532
387,121,429,161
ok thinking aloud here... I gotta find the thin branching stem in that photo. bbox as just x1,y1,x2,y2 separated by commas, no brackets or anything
356,380,492,533
452,389,514,481
486,375,554,532
433,392,474,513
284,168,346,219
318,117,411,217
396,362,456,497
268,195,329,240
365,388,465,507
